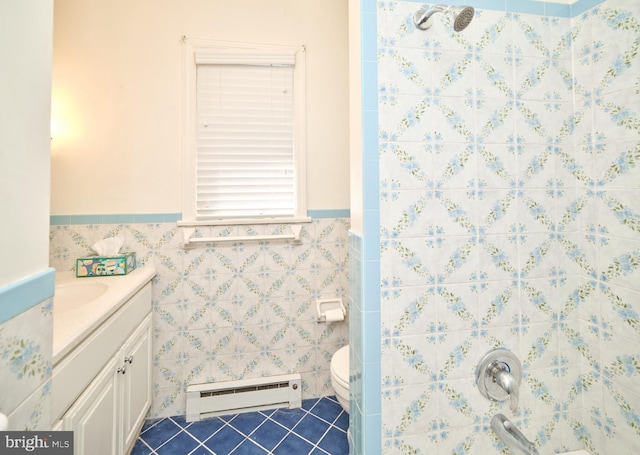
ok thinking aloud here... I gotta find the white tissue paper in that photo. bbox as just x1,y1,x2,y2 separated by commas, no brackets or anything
324,308,345,323
92,237,124,256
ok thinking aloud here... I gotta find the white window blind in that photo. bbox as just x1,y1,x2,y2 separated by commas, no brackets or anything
195,59,296,219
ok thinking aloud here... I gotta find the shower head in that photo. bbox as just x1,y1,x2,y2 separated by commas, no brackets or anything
413,5,475,32
452,6,474,32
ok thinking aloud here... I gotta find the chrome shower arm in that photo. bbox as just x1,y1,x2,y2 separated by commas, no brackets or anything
413,4,474,32
413,5,448,30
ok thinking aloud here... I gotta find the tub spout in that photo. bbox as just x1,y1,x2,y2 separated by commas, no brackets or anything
491,414,539,455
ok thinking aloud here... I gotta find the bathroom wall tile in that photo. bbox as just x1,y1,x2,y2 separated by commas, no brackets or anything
520,322,560,371
153,358,184,391
435,98,478,144
595,189,640,240
436,377,484,430
475,59,515,102
519,232,562,279
0,301,52,416
152,302,186,335
385,334,436,387
7,381,51,431
380,237,437,287
434,191,479,237
382,47,436,96
558,410,588,453
600,332,640,393
383,285,437,339
511,13,549,58
548,17,572,60
593,91,640,144
600,283,640,343
150,387,185,419
478,280,518,329
479,189,519,235
382,382,438,437
602,385,640,454
381,189,435,239
474,9,514,57
478,234,519,282
478,143,517,189
434,52,478,100
409,425,483,455
517,144,552,190
517,272,558,317
37,222,347,416
597,237,640,289
554,188,583,235
383,141,435,190
517,189,556,234
595,139,640,189
437,284,479,333
435,329,480,382
378,3,640,452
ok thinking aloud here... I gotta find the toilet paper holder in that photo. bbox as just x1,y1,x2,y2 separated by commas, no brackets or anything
316,298,346,323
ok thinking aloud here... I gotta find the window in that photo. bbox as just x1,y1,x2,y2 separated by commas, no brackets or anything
181,39,308,224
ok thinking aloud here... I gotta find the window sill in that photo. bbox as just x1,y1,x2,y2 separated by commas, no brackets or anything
177,217,312,227
179,221,307,248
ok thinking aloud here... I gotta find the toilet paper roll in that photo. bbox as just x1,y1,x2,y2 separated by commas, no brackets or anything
324,308,344,323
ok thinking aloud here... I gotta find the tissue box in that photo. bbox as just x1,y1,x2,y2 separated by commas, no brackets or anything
76,252,136,277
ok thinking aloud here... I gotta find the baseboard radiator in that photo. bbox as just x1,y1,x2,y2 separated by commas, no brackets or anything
186,373,302,422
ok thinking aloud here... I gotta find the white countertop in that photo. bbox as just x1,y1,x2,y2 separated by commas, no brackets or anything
53,266,157,364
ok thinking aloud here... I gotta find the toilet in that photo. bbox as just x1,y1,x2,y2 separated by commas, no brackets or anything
330,345,350,413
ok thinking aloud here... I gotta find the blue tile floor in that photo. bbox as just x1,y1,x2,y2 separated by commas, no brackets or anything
130,396,349,455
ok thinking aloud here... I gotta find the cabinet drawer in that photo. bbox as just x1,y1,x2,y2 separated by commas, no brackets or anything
52,283,151,421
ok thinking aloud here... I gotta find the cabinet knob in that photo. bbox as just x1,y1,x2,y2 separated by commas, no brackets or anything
125,355,134,364
117,365,127,375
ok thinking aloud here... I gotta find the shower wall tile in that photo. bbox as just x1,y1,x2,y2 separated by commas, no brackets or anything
50,218,350,418
379,0,640,453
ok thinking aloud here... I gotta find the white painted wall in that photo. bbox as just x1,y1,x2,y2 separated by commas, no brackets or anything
0,1,53,286
348,0,363,234
51,0,349,215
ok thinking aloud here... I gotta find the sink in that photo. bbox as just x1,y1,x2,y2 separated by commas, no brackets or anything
55,281,109,313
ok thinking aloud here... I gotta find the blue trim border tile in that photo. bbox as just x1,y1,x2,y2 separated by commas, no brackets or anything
0,267,55,324
50,213,183,225
307,209,350,218
51,210,350,225
401,0,604,17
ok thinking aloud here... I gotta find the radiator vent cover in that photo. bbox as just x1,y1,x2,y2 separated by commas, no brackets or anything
186,374,302,422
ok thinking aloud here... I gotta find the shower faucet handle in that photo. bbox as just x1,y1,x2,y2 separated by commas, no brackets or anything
489,362,519,413
476,349,522,414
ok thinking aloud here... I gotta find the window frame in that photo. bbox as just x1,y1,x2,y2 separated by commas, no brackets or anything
180,38,309,226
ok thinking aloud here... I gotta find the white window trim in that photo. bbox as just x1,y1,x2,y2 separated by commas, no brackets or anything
180,37,310,226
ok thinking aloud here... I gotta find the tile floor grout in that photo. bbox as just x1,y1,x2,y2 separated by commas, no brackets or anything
131,396,349,455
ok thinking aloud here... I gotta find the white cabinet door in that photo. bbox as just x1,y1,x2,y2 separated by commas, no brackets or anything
59,285,153,455
120,315,152,454
63,357,119,455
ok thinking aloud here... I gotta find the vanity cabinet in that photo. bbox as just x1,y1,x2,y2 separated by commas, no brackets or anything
53,282,153,455
120,316,152,453
63,316,151,455
63,356,119,454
